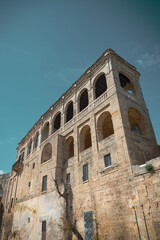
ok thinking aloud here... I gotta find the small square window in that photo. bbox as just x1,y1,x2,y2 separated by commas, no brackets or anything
104,154,112,168
28,182,31,188
83,164,88,181
42,175,47,192
32,163,35,169
66,173,70,184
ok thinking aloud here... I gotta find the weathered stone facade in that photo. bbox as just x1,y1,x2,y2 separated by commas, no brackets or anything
1,49,160,240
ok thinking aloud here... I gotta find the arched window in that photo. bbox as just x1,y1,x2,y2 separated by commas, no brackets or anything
28,140,32,155
66,102,73,123
41,122,49,143
79,89,89,112
80,125,92,152
65,136,74,160
128,108,147,135
97,111,114,141
41,143,52,164
53,112,61,133
94,74,107,99
119,73,135,95
34,132,39,149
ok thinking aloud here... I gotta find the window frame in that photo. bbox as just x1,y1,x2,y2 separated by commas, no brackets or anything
83,164,88,182
42,175,47,192
104,154,112,168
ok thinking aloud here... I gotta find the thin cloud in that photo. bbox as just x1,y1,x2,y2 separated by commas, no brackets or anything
135,52,160,68
0,170,4,175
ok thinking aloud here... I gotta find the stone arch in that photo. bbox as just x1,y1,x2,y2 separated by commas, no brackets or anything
65,101,73,123
78,88,89,112
80,125,92,152
94,73,107,99
41,143,52,164
53,112,61,133
128,107,147,136
41,122,49,143
97,111,114,141
65,136,74,160
119,72,136,95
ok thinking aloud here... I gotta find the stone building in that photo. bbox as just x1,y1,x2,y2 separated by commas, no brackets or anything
1,49,160,240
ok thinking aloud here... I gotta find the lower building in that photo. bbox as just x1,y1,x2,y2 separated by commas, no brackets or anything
1,49,160,240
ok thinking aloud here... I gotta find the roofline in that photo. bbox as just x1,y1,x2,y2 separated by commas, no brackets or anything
17,48,139,148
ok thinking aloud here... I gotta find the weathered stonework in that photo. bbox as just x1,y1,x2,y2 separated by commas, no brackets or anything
1,49,160,240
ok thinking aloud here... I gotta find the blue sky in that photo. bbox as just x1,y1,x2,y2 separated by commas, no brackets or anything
0,0,160,174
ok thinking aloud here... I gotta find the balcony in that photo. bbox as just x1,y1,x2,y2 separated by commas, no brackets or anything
12,158,23,172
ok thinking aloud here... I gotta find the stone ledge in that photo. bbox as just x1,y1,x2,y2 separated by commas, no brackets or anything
132,157,160,177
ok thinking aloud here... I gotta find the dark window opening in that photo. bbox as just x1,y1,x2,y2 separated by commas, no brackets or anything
80,125,92,152
66,102,73,122
104,154,112,168
41,122,49,143
95,74,107,99
19,152,24,163
66,173,70,184
42,220,46,240
34,133,39,148
83,164,88,181
42,175,47,192
28,182,31,188
53,113,61,132
41,143,52,164
28,141,32,155
10,198,13,208
28,218,30,223
79,89,88,112
32,163,35,169
119,73,135,95
65,136,74,160
131,125,141,135
128,108,146,136
97,112,114,141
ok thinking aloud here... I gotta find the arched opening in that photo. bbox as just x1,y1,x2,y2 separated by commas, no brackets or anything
41,122,49,143
79,89,89,112
128,108,147,135
66,102,73,123
65,136,74,160
41,143,52,164
97,111,114,141
80,125,92,152
34,132,39,149
119,73,136,95
53,112,61,133
94,73,107,99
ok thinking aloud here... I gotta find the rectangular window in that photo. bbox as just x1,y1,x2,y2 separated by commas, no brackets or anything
42,221,46,240
42,175,47,192
28,182,31,188
66,173,70,184
32,163,35,169
83,164,88,181
104,154,112,168
84,211,94,240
